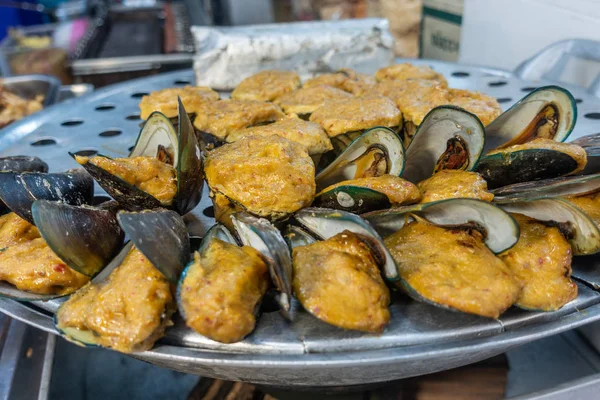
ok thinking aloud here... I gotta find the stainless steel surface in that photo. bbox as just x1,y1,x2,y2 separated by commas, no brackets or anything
57,84,95,102
1,60,600,386
0,75,61,109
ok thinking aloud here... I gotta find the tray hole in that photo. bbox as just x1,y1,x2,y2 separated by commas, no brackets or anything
489,80,507,87
92,195,112,205
126,114,141,121
61,119,84,127
99,129,122,137
451,71,469,77
497,97,512,104
521,86,537,92
128,145,135,152
95,104,115,111
131,92,148,98
174,79,191,85
576,98,583,104
584,113,600,120
30,138,57,146
202,206,215,218
73,149,98,157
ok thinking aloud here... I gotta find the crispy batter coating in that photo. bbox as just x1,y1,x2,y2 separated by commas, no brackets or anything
138,86,219,120
304,69,376,95
418,170,494,203
205,135,315,218
384,221,521,318
310,95,402,137
293,231,390,332
179,239,269,343
499,213,577,311
56,246,173,353
0,212,40,249
193,100,284,140
319,175,421,205
231,70,300,102
227,115,333,155
275,85,353,116
375,63,448,86
448,89,502,126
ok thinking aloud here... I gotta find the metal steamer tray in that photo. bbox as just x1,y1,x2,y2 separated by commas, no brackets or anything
3,59,600,388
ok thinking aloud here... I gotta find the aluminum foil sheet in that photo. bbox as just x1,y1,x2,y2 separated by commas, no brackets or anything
191,19,395,90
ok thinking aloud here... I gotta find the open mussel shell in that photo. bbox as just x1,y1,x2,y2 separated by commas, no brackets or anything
77,99,204,214
315,127,405,190
0,156,48,173
117,209,190,283
283,224,317,248
313,186,391,214
363,198,520,254
54,241,134,348
492,173,600,202
31,200,125,277
499,198,600,255
294,207,398,281
0,169,94,224
484,86,576,152
402,106,485,183
573,133,600,175
476,147,584,190
230,212,293,319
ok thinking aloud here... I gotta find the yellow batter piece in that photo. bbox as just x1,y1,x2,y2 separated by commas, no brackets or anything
56,246,173,353
318,175,421,205
179,239,269,343
566,192,600,228
231,70,300,102
499,213,577,311
205,135,315,220
486,138,588,175
275,85,353,116
384,221,521,318
138,86,219,120
293,230,390,332
304,69,376,95
375,63,448,86
310,95,402,137
226,115,333,155
193,100,284,140
448,89,502,126
418,170,494,203
0,212,40,249
0,238,89,295
76,156,177,205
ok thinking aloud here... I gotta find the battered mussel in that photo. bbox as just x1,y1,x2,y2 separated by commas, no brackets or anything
365,199,521,318
75,99,203,214
313,127,413,213
55,209,188,353
484,86,577,152
476,139,587,189
291,208,392,332
402,106,485,183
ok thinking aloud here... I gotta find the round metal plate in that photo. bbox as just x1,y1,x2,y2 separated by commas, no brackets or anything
1,59,600,387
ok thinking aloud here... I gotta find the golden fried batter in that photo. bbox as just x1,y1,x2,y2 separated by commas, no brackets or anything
310,95,402,137
293,230,390,332
384,221,521,318
418,170,494,203
138,86,219,120
448,89,502,126
304,69,376,95
0,88,43,129
227,115,333,155
499,214,577,311
0,238,89,295
275,85,353,116
486,138,588,175
193,100,284,140
205,135,315,219
566,192,600,227
231,70,300,102
56,246,173,353
179,239,269,343
375,63,448,86
76,156,177,205
0,212,40,249
318,175,421,205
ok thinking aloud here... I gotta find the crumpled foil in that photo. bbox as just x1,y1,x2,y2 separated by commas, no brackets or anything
192,19,395,90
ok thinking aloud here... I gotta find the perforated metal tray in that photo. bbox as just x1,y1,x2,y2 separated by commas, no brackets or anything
2,60,600,387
